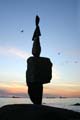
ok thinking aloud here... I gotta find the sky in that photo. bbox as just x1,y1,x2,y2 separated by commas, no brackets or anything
0,0,80,97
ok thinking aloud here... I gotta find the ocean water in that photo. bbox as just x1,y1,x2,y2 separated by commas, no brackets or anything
0,98,80,113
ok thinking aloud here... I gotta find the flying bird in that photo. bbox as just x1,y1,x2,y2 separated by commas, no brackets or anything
74,61,78,63
58,52,61,55
20,30,24,33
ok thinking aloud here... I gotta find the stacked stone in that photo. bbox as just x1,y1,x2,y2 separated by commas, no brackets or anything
26,15,52,104
26,15,52,85
32,15,41,57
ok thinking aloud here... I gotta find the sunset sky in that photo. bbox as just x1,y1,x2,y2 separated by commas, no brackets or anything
0,0,80,97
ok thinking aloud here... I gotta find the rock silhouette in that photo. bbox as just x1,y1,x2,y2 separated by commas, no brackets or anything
26,57,52,84
32,15,41,57
26,15,52,104
0,104,80,120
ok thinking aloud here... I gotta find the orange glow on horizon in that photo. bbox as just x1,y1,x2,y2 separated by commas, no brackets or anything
43,86,80,97
0,82,80,97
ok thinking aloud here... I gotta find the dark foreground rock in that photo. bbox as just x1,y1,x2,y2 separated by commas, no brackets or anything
0,104,80,120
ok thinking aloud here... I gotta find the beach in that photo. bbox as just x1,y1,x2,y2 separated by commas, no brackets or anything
0,104,80,120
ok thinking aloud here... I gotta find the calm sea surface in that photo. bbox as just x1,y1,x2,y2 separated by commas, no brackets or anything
0,98,80,112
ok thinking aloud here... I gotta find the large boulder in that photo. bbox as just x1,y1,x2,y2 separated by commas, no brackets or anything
26,56,52,84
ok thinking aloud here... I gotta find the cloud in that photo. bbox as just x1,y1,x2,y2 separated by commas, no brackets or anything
0,89,9,95
43,81,80,97
65,49,80,57
0,82,27,97
0,46,31,59
0,88,27,97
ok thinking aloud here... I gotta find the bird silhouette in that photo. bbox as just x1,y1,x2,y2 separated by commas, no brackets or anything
58,52,61,55
20,30,24,33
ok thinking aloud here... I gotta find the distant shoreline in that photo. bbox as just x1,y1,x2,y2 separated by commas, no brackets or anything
0,96,80,98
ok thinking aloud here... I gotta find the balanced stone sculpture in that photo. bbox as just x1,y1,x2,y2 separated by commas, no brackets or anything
26,15,52,104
